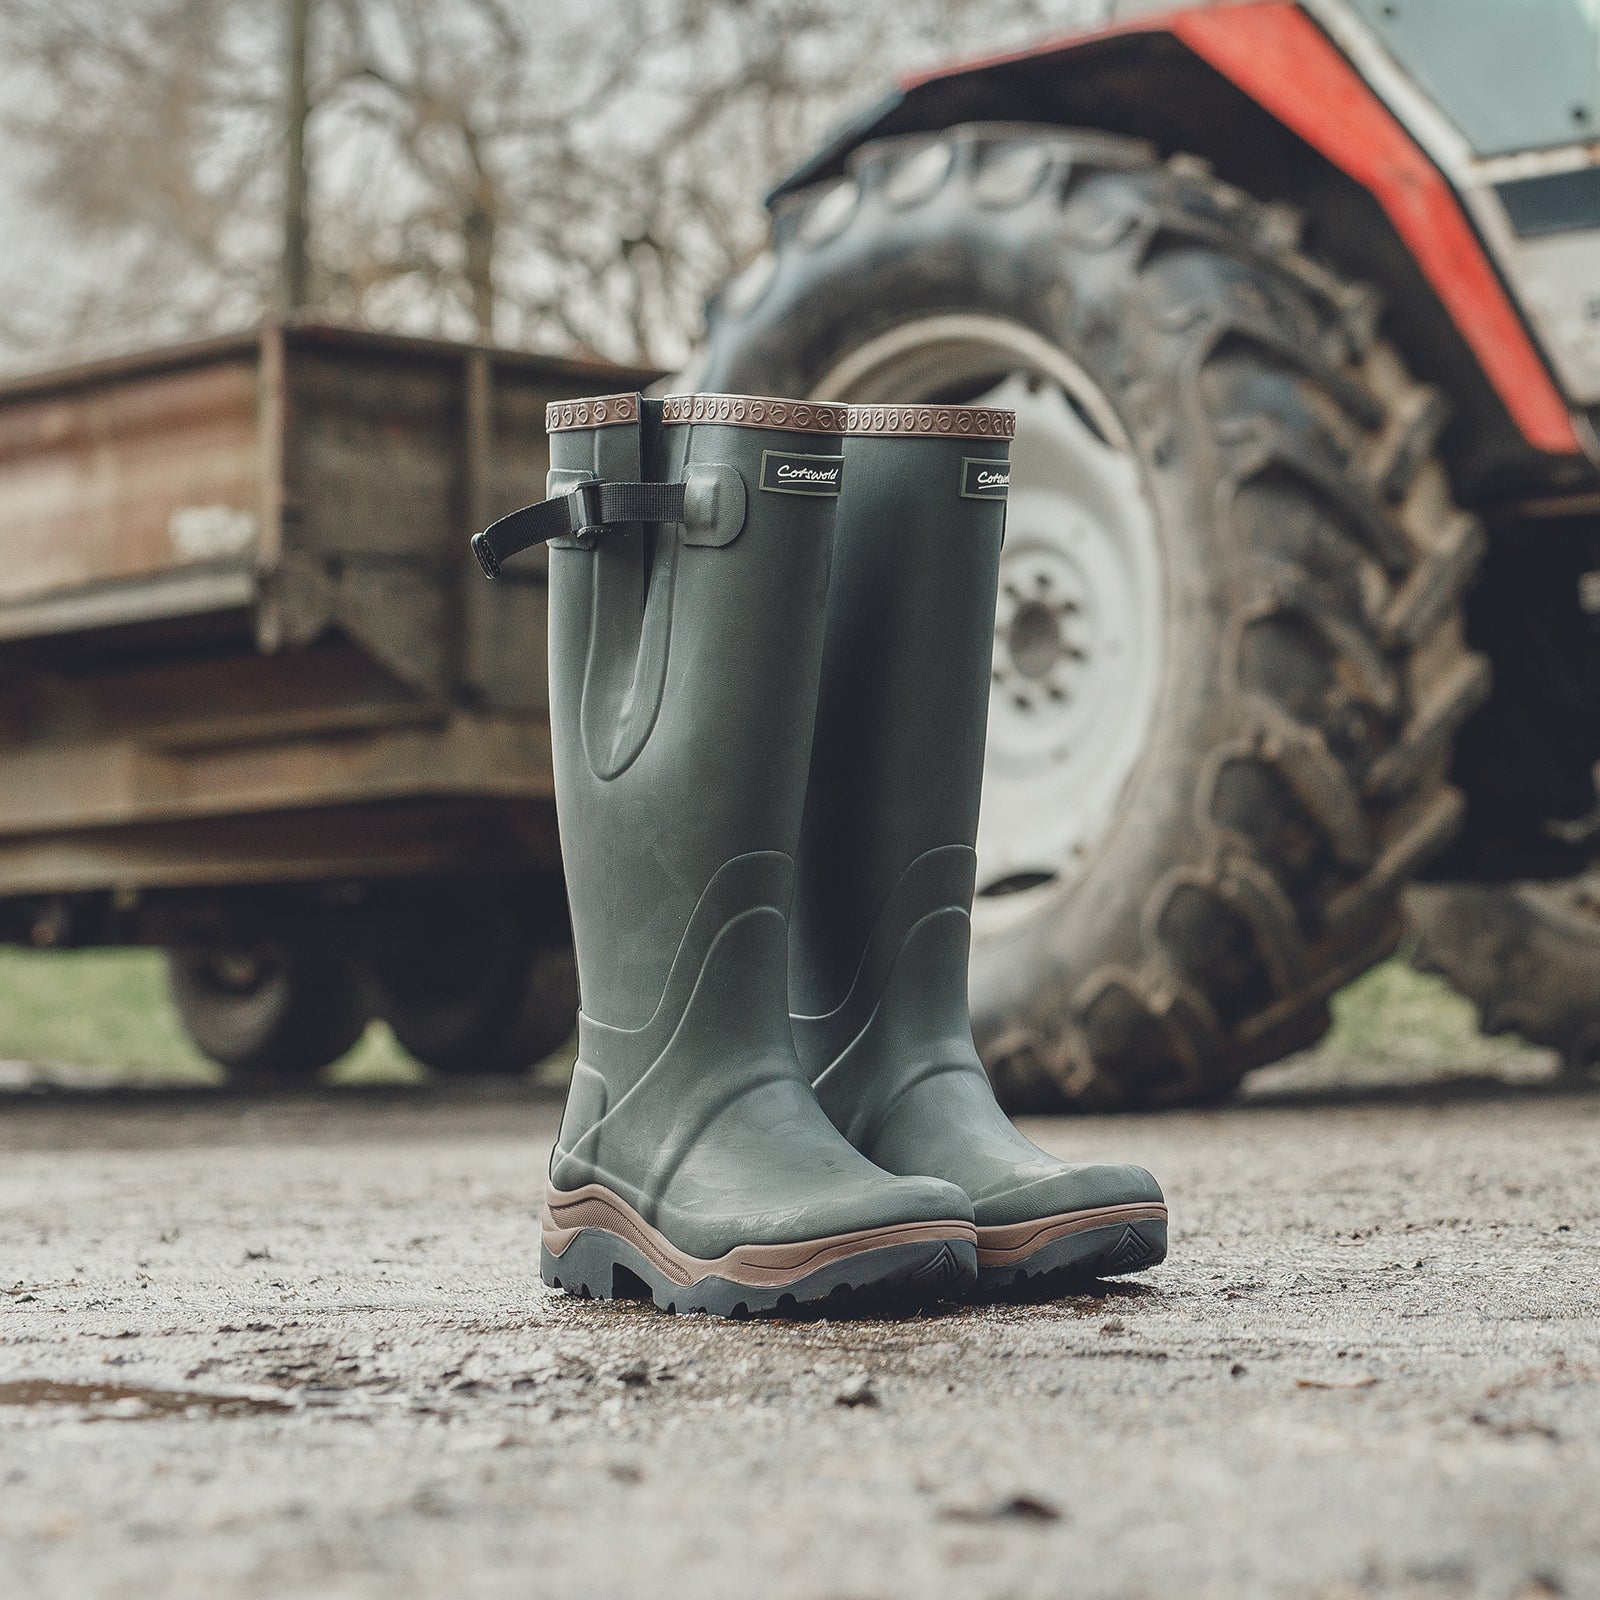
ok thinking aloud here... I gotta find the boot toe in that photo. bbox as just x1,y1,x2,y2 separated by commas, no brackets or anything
651,1153,975,1255
971,1161,1164,1229
884,1172,977,1227
774,1169,974,1237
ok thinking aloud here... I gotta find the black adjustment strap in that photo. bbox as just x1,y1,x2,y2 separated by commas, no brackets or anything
472,480,688,578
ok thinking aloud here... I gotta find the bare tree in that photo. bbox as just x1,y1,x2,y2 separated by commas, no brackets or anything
0,0,1098,370
0,0,282,352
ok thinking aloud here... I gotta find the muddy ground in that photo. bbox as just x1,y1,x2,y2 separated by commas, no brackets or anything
2,1061,1597,1600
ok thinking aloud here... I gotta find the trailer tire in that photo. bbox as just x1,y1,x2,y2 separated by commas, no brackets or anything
698,125,1487,1108
364,908,577,1077
1408,877,1600,1074
167,947,370,1088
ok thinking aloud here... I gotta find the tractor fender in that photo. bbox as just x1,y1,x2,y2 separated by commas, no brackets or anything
767,2,1589,494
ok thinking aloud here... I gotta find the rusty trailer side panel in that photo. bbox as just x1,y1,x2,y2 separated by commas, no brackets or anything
0,323,658,905
0,341,263,640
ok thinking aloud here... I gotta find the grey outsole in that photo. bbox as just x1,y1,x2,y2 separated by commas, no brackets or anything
541,1230,978,1318
977,1218,1168,1298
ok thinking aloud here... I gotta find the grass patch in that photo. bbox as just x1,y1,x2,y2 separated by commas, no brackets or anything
1319,951,1510,1065
0,947,422,1085
0,948,216,1081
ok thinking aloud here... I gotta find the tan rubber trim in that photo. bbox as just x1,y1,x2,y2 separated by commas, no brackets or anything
543,1181,976,1288
545,393,640,431
545,393,1015,440
975,1202,1168,1268
843,403,1015,439
661,394,848,432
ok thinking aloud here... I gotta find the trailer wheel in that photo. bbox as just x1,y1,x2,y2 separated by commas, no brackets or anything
167,948,370,1088
364,907,577,1077
698,125,1488,1108
1408,877,1600,1074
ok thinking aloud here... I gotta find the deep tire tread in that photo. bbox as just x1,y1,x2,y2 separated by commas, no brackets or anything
1408,877,1600,1074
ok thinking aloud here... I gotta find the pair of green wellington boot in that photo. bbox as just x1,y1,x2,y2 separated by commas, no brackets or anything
473,391,1166,1317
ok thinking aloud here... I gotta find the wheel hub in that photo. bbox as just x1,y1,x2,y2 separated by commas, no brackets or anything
994,545,1090,727
211,952,269,994
1003,597,1065,682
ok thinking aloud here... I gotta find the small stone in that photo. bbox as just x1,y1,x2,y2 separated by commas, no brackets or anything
995,1494,1061,1523
940,1493,1062,1524
1230,1362,1247,1377
835,1373,878,1408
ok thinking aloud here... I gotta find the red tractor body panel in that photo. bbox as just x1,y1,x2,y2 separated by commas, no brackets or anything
922,3,1581,453
774,1,1596,488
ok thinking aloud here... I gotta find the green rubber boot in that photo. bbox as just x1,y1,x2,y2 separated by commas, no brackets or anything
789,404,1167,1297
475,392,978,1316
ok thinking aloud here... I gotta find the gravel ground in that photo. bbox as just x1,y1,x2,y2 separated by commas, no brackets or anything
2,1063,1597,1600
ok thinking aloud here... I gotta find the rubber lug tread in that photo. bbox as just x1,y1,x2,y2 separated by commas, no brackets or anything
1364,655,1493,799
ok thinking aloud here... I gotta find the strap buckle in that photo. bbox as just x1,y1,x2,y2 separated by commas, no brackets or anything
473,477,693,579
567,481,604,537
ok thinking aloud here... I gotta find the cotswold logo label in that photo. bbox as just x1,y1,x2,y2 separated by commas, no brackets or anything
759,450,844,496
961,458,1010,500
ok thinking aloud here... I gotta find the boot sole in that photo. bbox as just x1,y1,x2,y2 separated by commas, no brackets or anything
975,1202,1168,1296
541,1183,978,1317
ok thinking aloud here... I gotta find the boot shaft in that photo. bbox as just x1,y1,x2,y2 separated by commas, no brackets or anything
791,407,1014,1022
478,397,985,1298
545,394,848,1034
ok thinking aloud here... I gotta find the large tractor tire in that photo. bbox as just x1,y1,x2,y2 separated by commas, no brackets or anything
698,125,1488,1109
1408,876,1600,1075
167,946,370,1089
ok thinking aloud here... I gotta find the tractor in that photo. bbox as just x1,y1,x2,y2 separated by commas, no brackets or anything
695,0,1600,1107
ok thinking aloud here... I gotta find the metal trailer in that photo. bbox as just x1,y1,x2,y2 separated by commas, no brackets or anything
0,321,658,1083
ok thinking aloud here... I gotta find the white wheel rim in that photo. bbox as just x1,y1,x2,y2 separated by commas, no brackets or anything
812,314,1165,939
